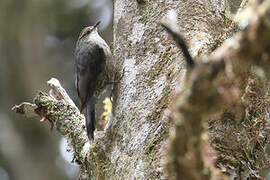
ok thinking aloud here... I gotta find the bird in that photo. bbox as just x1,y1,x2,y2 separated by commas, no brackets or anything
75,21,112,139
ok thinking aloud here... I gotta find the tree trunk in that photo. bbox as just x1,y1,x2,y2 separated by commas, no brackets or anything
110,0,235,179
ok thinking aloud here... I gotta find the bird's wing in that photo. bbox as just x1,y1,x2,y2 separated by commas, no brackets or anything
75,43,106,111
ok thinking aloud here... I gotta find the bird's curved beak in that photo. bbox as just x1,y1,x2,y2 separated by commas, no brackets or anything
94,21,101,29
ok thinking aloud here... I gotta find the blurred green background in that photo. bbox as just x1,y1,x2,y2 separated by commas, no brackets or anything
0,0,112,179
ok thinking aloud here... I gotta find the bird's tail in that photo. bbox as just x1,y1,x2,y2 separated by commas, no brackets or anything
86,96,95,139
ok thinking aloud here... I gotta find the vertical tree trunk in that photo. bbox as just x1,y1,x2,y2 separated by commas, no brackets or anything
108,0,234,178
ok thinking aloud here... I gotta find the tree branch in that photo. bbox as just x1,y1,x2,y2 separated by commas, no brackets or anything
12,78,109,178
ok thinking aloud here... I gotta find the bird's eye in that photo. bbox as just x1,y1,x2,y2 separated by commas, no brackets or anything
79,28,92,39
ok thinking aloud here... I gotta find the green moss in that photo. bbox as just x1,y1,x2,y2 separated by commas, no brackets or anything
143,122,168,179
86,143,112,179
210,74,270,177
145,123,167,155
147,85,171,122
143,46,173,85
138,0,166,23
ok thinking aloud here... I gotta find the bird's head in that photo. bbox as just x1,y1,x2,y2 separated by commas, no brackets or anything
78,21,101,40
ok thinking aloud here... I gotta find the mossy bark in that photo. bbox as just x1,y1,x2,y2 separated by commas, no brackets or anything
109,0,234,179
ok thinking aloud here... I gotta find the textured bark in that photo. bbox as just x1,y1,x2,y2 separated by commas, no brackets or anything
108,0,236,179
